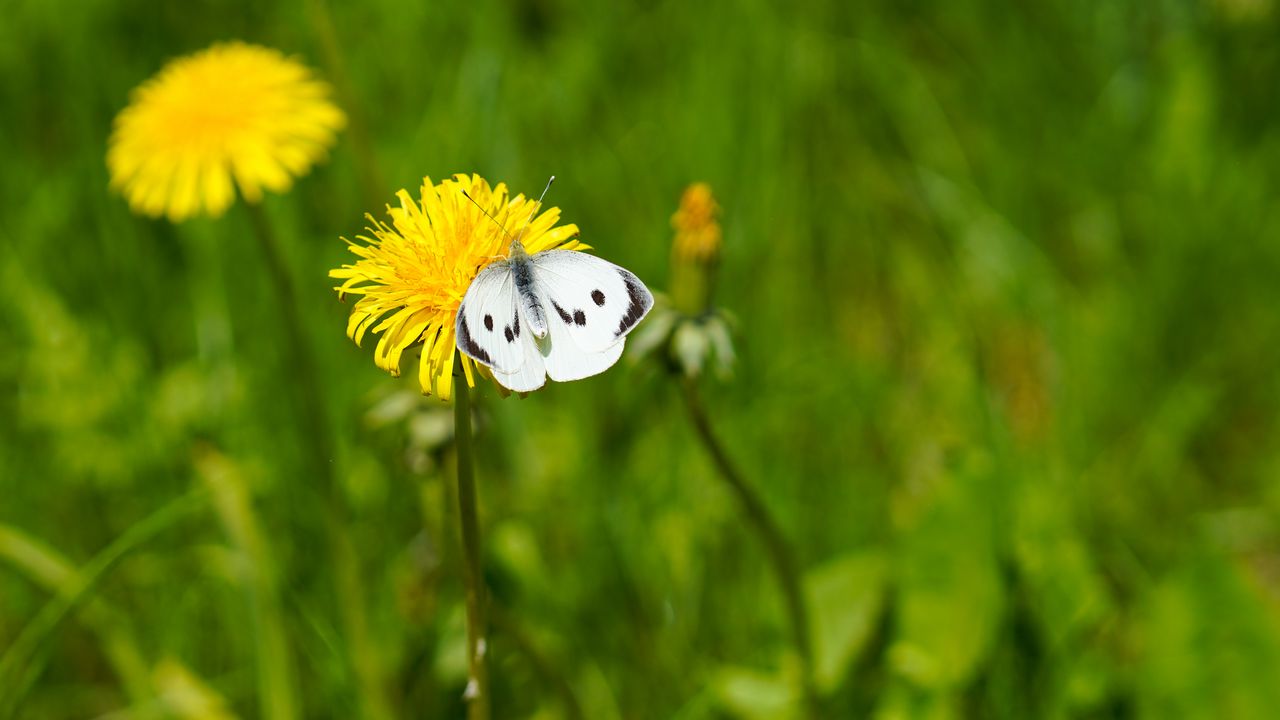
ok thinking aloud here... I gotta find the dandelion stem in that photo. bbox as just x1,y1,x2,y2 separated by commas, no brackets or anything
680,377,820,718
453,363,490,720
244,201,389,718
244,201,335,479
307,0,386,211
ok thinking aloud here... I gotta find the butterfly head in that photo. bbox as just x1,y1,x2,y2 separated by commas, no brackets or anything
463,175,554,262
506,235,530,259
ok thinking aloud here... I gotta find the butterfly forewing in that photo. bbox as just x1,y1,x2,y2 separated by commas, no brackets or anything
530,250,654,353
455,262,527,374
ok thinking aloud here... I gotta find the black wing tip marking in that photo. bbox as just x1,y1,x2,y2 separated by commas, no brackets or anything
615,269,653,338
457,312,493,366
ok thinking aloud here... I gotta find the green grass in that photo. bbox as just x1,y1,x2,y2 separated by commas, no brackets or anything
5,0,1280,717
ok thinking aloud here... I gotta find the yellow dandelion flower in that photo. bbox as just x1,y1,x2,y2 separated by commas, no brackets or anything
671,182,722,263
107,41,346,221
330,174,585,401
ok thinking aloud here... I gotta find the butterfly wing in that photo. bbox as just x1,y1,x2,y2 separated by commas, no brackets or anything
457,250,651,391
455,261,531,375
490,328,548,392
529,250,654,353
540,316,626,382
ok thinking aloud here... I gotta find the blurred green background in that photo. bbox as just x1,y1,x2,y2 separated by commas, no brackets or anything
5,0,1280,717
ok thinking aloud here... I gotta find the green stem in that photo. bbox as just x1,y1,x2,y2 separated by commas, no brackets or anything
306,0,386,211
453,364,490,720
244,201,335,481
680,377,819,718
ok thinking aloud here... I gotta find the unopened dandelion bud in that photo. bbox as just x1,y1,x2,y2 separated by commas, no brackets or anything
627,183,735,379
670,183,722,315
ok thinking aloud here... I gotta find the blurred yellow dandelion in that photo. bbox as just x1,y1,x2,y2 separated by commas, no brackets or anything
671,182,722,263
107,41,346,221
330,174,585,400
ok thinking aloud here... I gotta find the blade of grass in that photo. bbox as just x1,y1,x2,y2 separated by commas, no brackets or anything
196,446,298,720
0,525,152,704
489,601,582,720
0,489,208,719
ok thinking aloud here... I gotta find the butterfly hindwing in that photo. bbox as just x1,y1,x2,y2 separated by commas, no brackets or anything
529,250,654,353
455,261,527,374
540,312,627,382
491,325,548,392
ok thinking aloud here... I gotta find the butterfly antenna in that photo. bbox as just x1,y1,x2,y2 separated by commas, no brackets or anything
460,190,516,243
512,175,555,247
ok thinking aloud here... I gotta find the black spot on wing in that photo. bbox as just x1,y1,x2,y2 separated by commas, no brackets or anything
483,314,494,331
615,270,651,338
504,326,514,343
591,289,606,306
551,300,574,325
457,314,493,365
512,312,520,338
573,309,587,326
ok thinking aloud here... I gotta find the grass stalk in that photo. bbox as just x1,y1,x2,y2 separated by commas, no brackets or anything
679,376,820,718
489,601,583,720
199,448,298,720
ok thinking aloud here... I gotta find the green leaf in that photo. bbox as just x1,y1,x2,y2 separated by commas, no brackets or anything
1011,479,1110,647
1137,552,1280,719
711,665,797,720
889,475,1004,690
873,681,959,720
804,550,888,692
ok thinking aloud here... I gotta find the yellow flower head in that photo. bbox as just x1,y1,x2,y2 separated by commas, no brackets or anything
330,174,585,401
671,182,722,263
107,41,346,221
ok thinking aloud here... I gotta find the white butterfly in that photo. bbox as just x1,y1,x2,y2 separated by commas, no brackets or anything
454,183,654,392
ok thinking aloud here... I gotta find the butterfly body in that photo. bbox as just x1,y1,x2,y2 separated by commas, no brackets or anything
506,244,549,339
455,240,654,392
